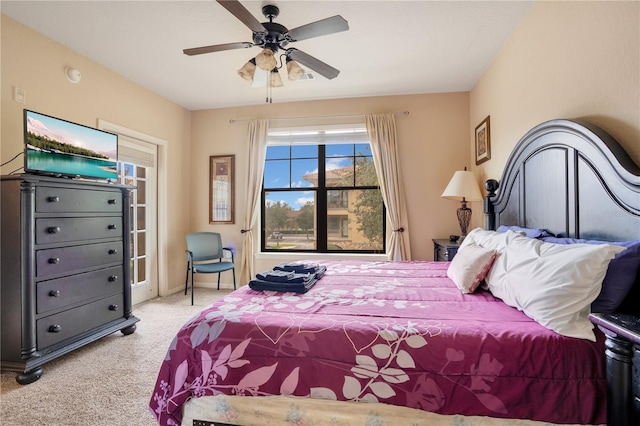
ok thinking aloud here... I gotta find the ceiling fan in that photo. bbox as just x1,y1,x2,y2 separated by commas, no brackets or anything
183,0,349,82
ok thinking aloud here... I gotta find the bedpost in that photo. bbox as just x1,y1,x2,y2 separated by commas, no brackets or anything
484,179,499,230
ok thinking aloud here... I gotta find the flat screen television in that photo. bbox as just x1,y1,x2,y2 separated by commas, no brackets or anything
24,109,118,181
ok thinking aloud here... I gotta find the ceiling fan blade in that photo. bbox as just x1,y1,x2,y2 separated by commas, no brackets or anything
287,15,349,42
183,42,253,56
216,0,266,33
287,48,340,80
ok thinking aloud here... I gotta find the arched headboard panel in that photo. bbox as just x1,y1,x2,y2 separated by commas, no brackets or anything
484,119,640,242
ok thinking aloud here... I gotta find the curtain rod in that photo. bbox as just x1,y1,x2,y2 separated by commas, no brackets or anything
228,110,409,124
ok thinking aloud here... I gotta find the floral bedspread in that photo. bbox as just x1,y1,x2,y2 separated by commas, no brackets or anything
149,260,606,426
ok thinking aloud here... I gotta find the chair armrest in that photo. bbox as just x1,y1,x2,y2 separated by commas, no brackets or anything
186,249,194,262
223,247,234,262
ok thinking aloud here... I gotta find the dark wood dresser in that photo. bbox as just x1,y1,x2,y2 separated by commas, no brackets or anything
1,174,139,384
589,313,640,426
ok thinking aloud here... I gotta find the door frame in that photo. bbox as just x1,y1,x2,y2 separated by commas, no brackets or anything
98,119,169,298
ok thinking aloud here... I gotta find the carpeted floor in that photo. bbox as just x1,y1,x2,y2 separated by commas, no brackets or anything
0,288,233,426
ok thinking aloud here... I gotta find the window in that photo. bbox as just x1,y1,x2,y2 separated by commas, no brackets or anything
261,126,385,253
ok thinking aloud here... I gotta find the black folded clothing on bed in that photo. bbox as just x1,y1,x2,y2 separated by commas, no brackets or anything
248,276,317,293
274,263,327,278
250,263,326,293
255,270,296,283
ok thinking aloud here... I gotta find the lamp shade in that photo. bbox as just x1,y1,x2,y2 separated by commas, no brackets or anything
269,68,283,87
441,170,483,201
237,58,256,81
255,48,277,71
286,59,305,81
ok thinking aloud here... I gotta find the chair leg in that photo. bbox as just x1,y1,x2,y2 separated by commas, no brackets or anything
217,273,221,291
184,264,190,295
191,268,195,305
232,268,236,290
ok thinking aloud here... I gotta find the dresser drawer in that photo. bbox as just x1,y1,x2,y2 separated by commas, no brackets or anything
36,241,123,278
36,217,122,245
36,187,122,214
36,293,124,350
37,266,123,314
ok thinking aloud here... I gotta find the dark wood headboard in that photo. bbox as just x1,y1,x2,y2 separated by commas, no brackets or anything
484,119,640,315
484,119,640,242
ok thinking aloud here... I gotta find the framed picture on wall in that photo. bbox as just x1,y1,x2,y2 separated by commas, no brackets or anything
475,116,491,165
209,155,235,224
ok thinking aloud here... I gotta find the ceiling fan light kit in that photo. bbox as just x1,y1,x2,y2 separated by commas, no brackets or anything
237,58,256,81
184,0,349,101
286,58,305,81
255,47,277,71
269,68,284,88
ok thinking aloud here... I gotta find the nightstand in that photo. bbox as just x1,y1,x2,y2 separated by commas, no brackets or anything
588,313,640,426
432,239,462,262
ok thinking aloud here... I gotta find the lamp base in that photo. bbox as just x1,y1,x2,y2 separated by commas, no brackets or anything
456,201,472,236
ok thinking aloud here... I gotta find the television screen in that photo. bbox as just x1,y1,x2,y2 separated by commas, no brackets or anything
24,110,118,180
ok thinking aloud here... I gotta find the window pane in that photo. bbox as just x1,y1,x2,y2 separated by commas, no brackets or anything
326,144,354,157
137,206,146,230
355,156,379,186
136,167,146,178
292,159,318,188
326,157,354,187
264,191,316,250
123,163,134,177
355,144,372,155
137,231,146,256
327,189,383,252
291,145,317,159
264,160,290,188
136,180,146,204
137,257,146,282
266,145,290,160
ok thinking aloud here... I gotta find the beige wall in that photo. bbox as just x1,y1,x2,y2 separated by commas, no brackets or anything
1,15,192,295
5,0,637,290
470,1,640,201
191,92,470,273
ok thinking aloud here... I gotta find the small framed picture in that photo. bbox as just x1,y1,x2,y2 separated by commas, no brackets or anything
475,116,491,165
209,155,235,224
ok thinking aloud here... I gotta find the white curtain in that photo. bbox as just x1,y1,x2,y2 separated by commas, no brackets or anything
239,119,269,285
365,113,412,260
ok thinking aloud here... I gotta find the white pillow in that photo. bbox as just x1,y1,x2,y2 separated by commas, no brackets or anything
461,227,511,253
486,231,625,341
447,243,497,293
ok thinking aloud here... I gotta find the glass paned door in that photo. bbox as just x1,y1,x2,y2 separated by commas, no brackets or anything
117,159,157,304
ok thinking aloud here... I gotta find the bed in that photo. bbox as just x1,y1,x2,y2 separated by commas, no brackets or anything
149,119,640,426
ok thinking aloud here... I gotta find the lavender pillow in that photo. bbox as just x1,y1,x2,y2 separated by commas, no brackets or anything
540,237,640,313
497,225,554,239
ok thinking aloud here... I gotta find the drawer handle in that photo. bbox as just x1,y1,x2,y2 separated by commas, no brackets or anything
48,325,62,333
108,275,118,282
109,304,119,311
47,226,61,234
108,249,118,255
108,199,117,205
49,290,60,297
47,196,60,203
108,224,117,230
48,257,60,264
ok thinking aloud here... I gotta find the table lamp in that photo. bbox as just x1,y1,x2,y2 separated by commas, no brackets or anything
441,168,483,238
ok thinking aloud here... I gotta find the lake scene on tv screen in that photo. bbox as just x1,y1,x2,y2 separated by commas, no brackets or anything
25,111,117,179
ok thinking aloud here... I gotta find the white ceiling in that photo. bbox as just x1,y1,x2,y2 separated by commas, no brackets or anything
1,1,533,111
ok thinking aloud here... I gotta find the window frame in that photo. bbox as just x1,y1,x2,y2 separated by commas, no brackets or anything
261,141,386,254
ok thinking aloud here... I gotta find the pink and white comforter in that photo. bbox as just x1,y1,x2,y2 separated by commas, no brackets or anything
149,260,606,425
